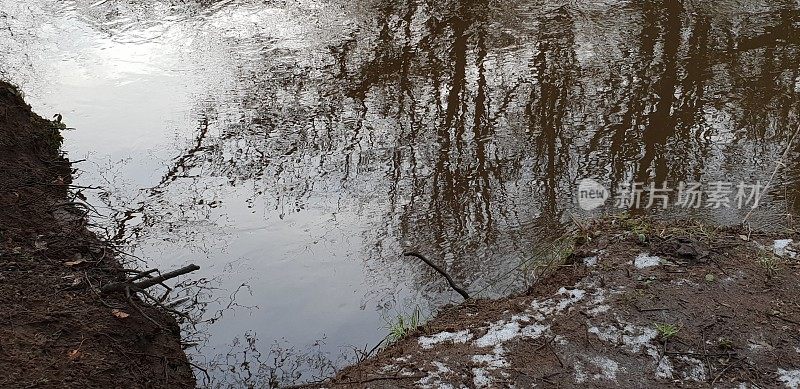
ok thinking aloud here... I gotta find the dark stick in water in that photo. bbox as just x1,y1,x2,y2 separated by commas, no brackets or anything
101,264,200,294
404,252,471,300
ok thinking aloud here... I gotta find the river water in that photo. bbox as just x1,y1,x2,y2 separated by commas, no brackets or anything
1,0,799,386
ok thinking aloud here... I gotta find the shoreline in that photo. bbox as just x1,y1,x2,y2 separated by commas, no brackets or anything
3,79,799,388
0,82,195,388
312,216,800,388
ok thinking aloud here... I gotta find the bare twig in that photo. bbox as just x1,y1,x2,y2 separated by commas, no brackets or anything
101,264,200,294
403,252,470,300
125,286,164,329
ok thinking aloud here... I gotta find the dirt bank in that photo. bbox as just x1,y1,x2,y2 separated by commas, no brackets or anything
315,216,800,388
0,82,194,388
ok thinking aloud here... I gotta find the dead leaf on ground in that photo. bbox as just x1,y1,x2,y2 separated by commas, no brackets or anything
111,309,130,319
67,349,81,361
63,260,87,267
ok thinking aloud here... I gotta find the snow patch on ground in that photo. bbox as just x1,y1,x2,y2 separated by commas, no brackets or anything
432,361,451,373
677,355,707,381
584,287,609,316
774,239,797,258
587,322,658,353
417,361,454,389
575,361,587,383
584,256,598,267
474,320,522,347
778,369,800,388
587,304,611,315
474,318,549,347
588,320,678,380
634,253,661,268
472,367,493,388
590,355,621,381
653,353,674,379
574,355,621,383
472,345,508,368
419,330,472,349
557,288,586,310
529,287,587,320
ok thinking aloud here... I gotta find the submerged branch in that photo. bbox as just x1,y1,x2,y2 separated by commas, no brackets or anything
404,252,471,300
101,264,200,294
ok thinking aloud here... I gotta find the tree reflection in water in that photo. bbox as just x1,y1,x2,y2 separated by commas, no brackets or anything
88,0,800,385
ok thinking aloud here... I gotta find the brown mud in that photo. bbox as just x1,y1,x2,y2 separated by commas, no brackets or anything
0,81,195,388
314,216,800,388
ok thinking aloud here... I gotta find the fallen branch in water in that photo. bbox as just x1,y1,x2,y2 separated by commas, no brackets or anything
101,264,200,294
404,252,471,300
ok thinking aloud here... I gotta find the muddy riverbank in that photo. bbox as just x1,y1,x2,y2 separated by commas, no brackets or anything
314,216,800,388
0,81,194,388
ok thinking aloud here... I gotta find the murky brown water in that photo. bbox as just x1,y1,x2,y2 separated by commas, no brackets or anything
2,0,799,386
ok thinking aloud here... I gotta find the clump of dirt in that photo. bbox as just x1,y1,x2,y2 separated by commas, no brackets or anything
315,215,800,388
0,81,195,388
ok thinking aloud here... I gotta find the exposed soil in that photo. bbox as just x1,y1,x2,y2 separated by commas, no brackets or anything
0,82,195,388
314,216,800,388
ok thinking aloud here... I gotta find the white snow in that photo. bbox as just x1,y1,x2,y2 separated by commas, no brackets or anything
621,324,659,353
556,288,587,311
778,369,800,388
431,361,451,373
472,368,493,388
634,253,661,268
774,239,797,258
529,287,587,321
472,345,508,368
521,323,550,338
417,361,455,389
589,355,620,381
418,330,472,349
677,356,707,381
474,321,523,348
653,353,674,379
587,304,611,315
588,321,674,380
588,322,657,352
584,256,599,267
474,318,550,348
574,355,621,383
575,362,587,383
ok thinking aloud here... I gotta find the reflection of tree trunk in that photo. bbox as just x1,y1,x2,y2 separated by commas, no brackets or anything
586,2,660,189
636,0,682,184
473,25,493,235
738,9,799,51
140,0,800,296
682,16,712,179
524,10,575,220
